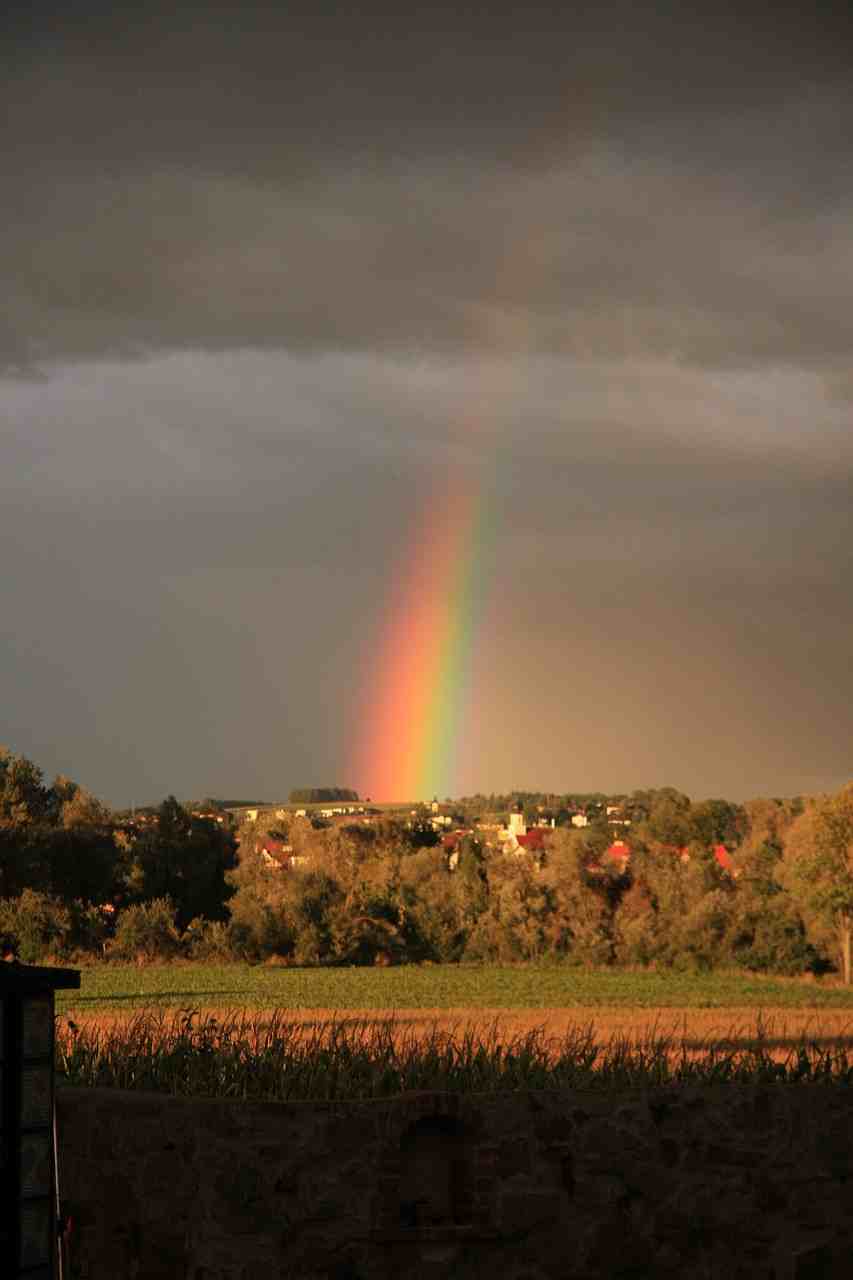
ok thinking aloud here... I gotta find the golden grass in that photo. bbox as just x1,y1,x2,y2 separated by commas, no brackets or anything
62,1004,853,1067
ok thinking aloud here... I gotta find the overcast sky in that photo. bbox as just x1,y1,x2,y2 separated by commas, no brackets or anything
2,1,851,806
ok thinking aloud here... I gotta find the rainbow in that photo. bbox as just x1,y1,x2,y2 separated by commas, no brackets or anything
348,308,527,802
349,463,492,802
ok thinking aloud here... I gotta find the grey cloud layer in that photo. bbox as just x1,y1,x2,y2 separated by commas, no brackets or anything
5,133,853,374
2,351,849,586
3,4,853,374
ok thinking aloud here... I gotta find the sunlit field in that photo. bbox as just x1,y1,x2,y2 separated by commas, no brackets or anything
56,1005,853,1101
53,963,853,1097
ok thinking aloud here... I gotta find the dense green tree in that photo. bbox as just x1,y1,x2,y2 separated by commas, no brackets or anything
0,749,52,826
288,788,359,804
43,827,119,905
224,846,294,961
610,838,730,971
395,844,487,963
778,784,853,983
0,821,117,904
644,788,693,847
690,798,745,848
723,881,819,975
463,850,553,962
0,826,46,898
0,751,117,904
407,808,440,849
125,796,237,929
283,867,345,963
0,889,109,964
536,828,614,965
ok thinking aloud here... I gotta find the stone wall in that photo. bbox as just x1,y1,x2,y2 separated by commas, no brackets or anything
56,1083,853,1279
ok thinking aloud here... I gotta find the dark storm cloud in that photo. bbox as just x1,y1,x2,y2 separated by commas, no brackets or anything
2,1,853,373
6,3,851,165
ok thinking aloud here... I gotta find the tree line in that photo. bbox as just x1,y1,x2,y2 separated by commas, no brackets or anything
1,747,851,981
288,788,360,805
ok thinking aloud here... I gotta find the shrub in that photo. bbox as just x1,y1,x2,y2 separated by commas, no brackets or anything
291,922,325,966
398,848,467,963
673,890,736,973
0,889,72,963
726,894,826,976
223,847,296,961
66,901,113,960
109,898,183,963
182,917,236,962
463,856,555,963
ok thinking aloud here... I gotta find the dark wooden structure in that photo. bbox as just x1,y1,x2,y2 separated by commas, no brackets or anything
1,963,80,1278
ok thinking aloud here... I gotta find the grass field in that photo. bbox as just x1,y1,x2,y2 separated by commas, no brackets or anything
56,962,853,1015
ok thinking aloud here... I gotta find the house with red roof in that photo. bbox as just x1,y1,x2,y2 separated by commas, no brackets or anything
256,836,292,870
516,828,547,853
605,839,630,868
442,829,475,871
714,844,738,876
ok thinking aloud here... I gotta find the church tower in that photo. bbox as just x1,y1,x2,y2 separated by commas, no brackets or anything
508,802,527,838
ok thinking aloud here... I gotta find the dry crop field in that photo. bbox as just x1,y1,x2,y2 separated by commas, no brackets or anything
59,1006,853,1067
56,963,853,1072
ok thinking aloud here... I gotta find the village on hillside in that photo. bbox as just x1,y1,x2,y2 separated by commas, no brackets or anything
220,795,739,882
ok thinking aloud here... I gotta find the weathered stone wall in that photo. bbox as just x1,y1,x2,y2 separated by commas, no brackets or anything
56,1083,852,1279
